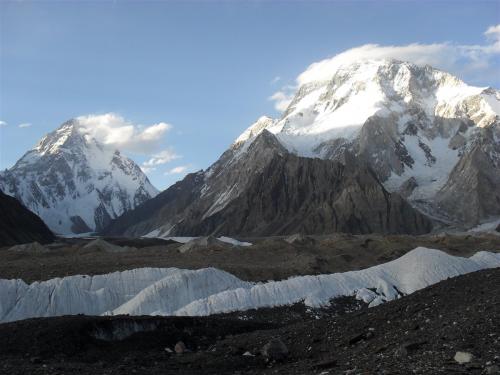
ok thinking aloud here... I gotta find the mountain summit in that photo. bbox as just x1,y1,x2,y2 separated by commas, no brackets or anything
104,129,432,237
104,60,499,237
237,59,500,225
0,119,158,234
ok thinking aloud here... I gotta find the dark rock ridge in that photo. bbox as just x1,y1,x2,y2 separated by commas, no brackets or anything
104,131,432,237
0,190,54,246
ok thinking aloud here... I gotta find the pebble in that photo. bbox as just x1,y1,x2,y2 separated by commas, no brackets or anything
486,365,500,374
453,351,473,364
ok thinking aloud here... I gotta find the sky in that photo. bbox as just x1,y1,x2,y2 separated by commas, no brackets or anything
0,0,499,190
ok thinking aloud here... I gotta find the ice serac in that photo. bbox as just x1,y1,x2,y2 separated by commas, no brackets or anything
0,190,54,246
0,119,158,234
105,129,431,237
1,248,500,323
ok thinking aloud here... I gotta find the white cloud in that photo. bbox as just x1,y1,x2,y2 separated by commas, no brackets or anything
76,113,172,154
141,149,180,171
18,123,32,128
268,90,294,112
485,24,500,40
0,121,7,127
270,24,500,111
165,165,190,175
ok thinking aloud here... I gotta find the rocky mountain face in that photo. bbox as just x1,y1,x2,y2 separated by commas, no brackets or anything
234,60,500,226
106,59,499,236
0,119,158,234
105,130,431,237
0,190,54,246
435,126,500,225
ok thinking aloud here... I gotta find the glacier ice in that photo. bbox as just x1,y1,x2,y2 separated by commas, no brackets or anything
0,247,499,323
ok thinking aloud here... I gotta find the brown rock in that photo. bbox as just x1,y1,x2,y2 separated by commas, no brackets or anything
174,341,186,354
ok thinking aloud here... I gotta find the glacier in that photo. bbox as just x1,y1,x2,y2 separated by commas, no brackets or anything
0,247,499,323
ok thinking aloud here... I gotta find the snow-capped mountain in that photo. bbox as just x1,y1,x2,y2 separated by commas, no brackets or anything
104,59,499,237
0,119,158,234
236,59,500,225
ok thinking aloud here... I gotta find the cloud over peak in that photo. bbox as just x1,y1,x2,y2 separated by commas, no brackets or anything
76,113,172,154
140,148,180,173
270,24,500,111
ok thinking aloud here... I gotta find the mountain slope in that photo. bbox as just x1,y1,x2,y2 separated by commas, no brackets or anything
105,130,431,237
105,59,499,236
236,59,500,225
0,190,54,246
0,119,158,234
435,126,500,224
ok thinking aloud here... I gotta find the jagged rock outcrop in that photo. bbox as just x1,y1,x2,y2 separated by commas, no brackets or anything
105,131,431,237
436,126,500,225
0,190,54,246
0,119,158,234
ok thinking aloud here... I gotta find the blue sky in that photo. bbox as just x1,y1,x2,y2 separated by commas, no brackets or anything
1,0,499,189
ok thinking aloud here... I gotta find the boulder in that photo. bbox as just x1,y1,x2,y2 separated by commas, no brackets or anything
285,233,316,246
174,341,187,354
261,338,288,361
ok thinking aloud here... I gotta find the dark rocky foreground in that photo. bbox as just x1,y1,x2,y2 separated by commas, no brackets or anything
1,268,499,375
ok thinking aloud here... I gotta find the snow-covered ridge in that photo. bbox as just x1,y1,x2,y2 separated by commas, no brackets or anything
230,59,500,216
237,59,499,152
1,247,499,323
